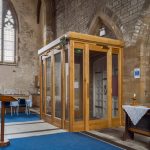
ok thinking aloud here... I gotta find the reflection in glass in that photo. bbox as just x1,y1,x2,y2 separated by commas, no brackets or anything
112,54,118,117
42,60,45,113
74,49,83,121
65,50,69,120
46,57,51,115
89,51,107,120
55,53,61,118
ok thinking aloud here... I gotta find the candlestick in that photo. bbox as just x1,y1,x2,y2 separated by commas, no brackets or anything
131,93,137,106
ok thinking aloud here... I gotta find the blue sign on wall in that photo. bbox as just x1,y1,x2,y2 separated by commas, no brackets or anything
134,68,140,78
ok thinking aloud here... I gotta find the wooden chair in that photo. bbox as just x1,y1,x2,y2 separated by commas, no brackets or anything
4,102,11,115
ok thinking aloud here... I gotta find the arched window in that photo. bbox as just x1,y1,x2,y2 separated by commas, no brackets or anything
0,0,17,64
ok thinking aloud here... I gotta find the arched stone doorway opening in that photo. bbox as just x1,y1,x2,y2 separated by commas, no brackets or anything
87,7,124,126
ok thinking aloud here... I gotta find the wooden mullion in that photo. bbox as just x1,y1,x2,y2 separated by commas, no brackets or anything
52,53,55,122
39,56,43,118
69,40,74,131
84,44,89,131
61,48,65,128
107,47,112,127
44,59,47,115
119,48,123,125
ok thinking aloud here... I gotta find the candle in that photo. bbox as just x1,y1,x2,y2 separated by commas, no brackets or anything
133,93,136,98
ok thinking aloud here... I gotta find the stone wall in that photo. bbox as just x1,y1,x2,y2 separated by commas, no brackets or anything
55,0,150,103
0,0,42,95
55,0,145,41
1,0,148,103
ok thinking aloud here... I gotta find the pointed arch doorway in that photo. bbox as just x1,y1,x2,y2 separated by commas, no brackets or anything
87,13,123,130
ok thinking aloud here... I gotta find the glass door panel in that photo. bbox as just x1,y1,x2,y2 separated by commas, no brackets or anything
112,54,119,117
89,51,107,120
46,57,52,115
42,60,45,113
74,49,83,121
54,52,61,118
65,50,69,121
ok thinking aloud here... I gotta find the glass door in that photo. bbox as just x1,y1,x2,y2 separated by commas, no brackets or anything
74,48,83,121
71,44,110,131
69,42,122,131
89,51,108,120
54,52,61,119
112,54,119,118
41,59,45,115
42,52,53,119
111,52,122,127
46,57,52,115
69,44,85,131
53,50,63,128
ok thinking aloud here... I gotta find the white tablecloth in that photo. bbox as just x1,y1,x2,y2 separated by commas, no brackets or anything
26,99,32,107
10,101,19,107
122,105,150,125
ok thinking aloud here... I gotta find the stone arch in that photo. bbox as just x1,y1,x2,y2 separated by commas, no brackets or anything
5,0,19,63
88,6,126,41
131,0,150,45
9,0,19,31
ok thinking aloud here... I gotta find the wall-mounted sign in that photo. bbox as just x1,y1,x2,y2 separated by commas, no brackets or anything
134,68,140,78
74,82,79,88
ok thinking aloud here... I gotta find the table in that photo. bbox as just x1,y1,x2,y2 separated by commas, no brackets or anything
122,105,150,141
0,95,17,147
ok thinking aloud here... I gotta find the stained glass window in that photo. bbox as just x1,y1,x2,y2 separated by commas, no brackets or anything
0,0,17,63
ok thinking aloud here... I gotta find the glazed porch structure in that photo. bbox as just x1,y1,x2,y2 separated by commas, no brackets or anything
38,32,123,132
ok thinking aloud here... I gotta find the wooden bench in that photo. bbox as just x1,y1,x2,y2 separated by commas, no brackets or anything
123,109,150,146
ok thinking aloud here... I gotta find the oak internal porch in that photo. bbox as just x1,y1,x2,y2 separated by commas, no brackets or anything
38,32,123,132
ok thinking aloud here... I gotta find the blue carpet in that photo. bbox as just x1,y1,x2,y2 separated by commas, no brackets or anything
0,113,40,123
0,132,122,150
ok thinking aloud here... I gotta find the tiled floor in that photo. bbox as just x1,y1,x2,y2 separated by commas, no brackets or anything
85,127,150,150
5,120,66,139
